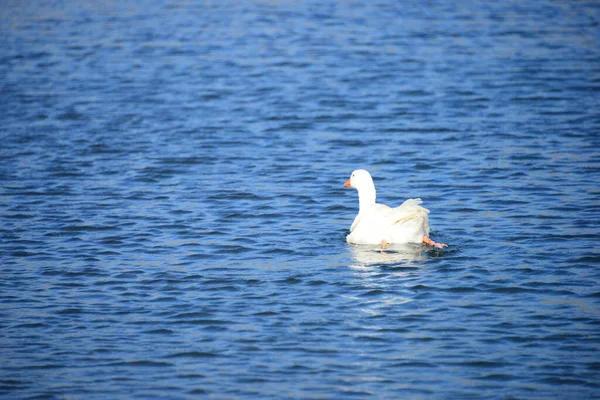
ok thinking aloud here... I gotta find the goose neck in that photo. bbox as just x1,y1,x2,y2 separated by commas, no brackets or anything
358,188,376,211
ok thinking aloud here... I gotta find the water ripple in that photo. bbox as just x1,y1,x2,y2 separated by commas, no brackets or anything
1,0,599,398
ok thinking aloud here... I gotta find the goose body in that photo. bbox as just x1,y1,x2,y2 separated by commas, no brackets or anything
344,169,446,248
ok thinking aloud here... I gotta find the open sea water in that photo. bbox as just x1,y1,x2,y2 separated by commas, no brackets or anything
1,0,599,398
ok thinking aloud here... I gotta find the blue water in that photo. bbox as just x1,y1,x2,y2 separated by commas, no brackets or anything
2,0,600,398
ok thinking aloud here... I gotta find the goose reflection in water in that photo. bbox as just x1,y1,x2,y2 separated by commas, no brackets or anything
348,243,427,270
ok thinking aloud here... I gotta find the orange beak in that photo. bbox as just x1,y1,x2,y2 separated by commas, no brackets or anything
343,179,351,188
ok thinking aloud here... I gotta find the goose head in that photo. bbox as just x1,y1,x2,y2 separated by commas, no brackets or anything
343,169,376,208
344,169,374,189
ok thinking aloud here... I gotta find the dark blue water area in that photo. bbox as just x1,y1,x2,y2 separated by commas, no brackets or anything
1,0,600,398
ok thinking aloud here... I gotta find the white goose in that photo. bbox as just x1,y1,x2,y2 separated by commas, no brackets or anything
344,169,447,248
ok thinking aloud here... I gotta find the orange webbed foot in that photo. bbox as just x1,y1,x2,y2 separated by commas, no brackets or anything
423,236,447,249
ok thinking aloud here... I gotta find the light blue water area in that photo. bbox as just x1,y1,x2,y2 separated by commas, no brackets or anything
1,0,599,398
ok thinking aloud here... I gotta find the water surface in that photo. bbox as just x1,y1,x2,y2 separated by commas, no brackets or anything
1,0,599,398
